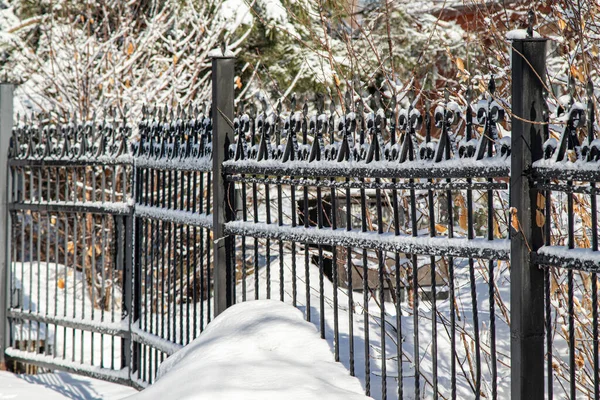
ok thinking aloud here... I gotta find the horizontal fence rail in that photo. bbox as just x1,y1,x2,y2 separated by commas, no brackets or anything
0,40,598,400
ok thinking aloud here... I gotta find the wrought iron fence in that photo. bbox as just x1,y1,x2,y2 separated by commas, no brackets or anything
0,36,598,400
222,81,511,399
3,111,135,385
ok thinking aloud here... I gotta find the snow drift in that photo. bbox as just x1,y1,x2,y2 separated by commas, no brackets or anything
128,300,372,400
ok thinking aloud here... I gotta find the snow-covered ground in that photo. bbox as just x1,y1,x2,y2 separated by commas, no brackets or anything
0,370,136,399
128,300,372,400
8,261,124,369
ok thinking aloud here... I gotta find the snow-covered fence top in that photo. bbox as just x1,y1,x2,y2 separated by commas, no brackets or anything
133,106,213,172
532,80,600,182
225,83,510,181
8,113,133,165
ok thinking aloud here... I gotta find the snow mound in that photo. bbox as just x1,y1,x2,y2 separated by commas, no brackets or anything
128,300,372,400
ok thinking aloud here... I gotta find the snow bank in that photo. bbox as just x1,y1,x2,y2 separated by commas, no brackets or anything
127,300,373,400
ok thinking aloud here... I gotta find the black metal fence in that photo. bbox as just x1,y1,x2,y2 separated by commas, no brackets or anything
0,36,598,400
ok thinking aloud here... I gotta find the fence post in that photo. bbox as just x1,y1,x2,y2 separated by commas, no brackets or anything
119,214,133,374
211,49,235,317
132,168,142,376
509,36,547,400
0,83,14,369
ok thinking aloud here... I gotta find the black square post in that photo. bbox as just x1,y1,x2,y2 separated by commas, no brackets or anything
0,83,13,369
510,37,547,400
211,49,235,317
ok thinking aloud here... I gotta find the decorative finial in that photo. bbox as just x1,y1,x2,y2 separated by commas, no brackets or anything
488,75,496,95
291,93,297,111
568,74,575,100
220,41,226,56
344,90,351,112
527,10,534,38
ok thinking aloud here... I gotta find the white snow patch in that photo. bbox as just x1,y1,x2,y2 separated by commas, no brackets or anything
506,29,543,40
127,300,373,400
0,370,136,400
217,0,254,27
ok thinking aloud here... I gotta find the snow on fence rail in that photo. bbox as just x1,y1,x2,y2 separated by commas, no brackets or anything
0,41,599,400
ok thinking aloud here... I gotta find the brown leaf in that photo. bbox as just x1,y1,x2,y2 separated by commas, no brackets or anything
459,212,468,231
536,193,545,210
536,209,545,228
558,18,567,31
575,352,585,370
570,65,585,84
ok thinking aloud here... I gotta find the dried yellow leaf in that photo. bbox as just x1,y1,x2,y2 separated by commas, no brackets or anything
57,278,65,289
459,212,468,231
493,219,501,238
592,44,599,57
235,76,242,90
333,74,341,87
558,18,567,31
126,42,135,56
173,55,178,65
456,57,465,72
510,207,519,232
435,224,448,234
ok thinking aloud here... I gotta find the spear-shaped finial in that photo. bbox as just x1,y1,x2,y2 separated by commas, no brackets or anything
291,93,297,111
526,10,534,38
344,90,351,112
316,93,325,115
220,41,226,56
488,75,496,95
568,74,576,105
